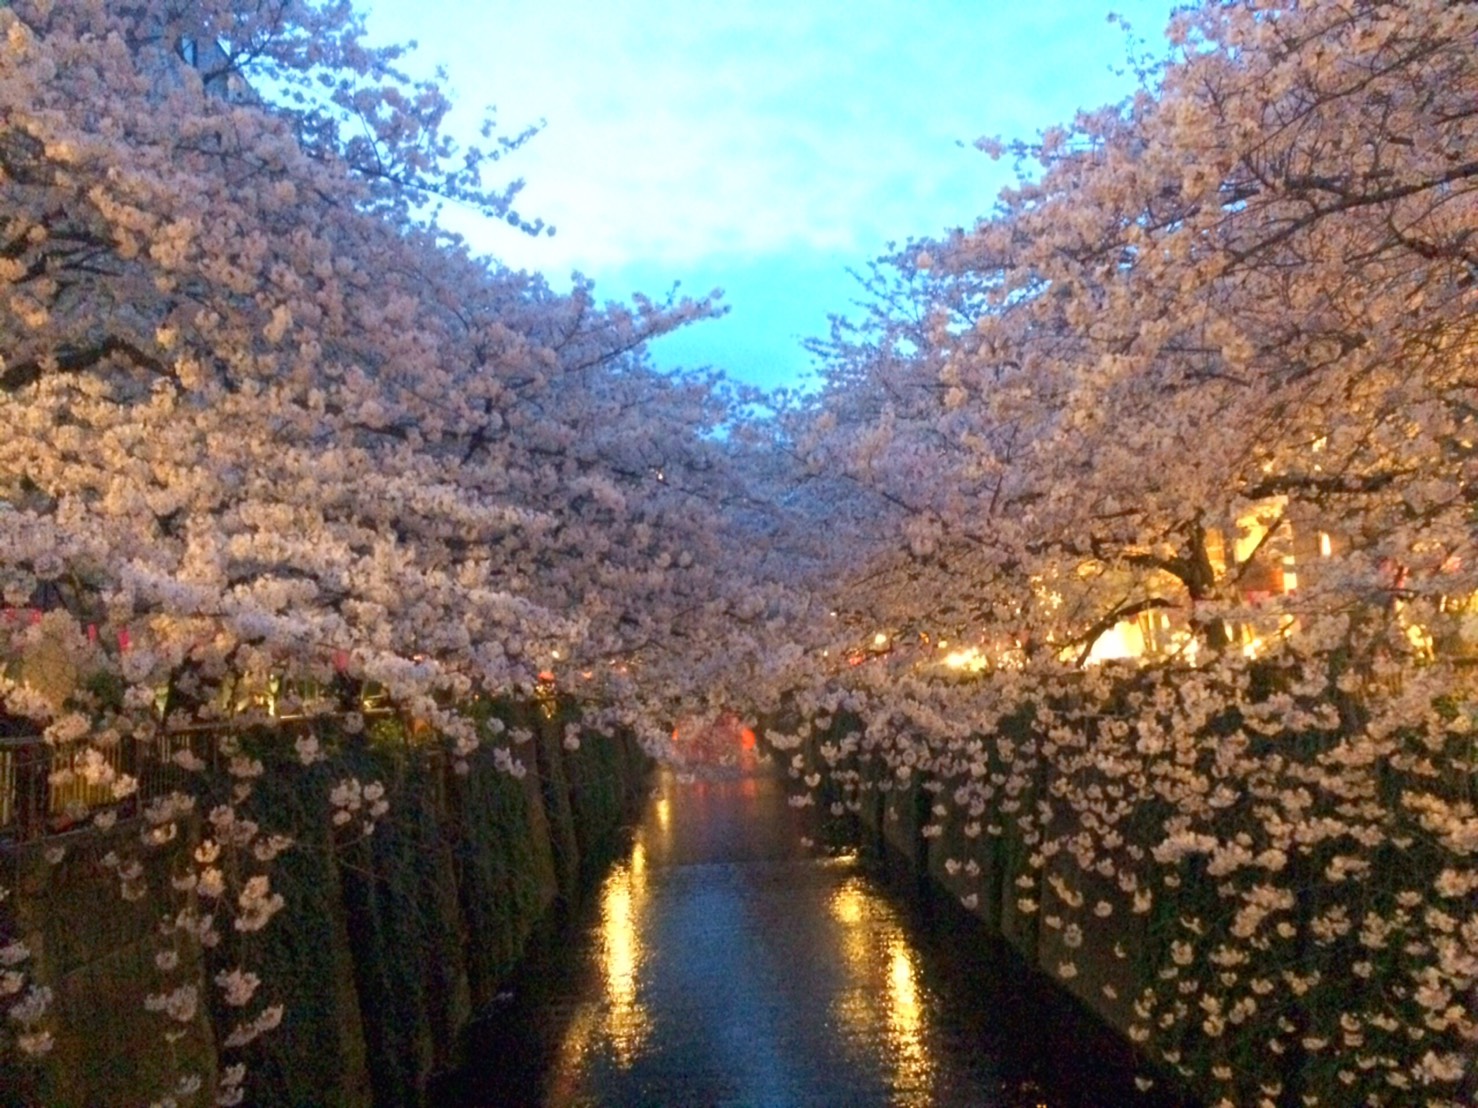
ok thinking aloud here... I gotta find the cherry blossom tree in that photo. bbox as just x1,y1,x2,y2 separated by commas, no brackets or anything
0,0,767,1097
4,0,1476,1104
781,3,1477,1103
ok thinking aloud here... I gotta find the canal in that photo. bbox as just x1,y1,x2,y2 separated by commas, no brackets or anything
435,761,1192,1107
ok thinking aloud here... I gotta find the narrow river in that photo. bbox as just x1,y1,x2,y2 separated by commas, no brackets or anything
436,763,1191,1107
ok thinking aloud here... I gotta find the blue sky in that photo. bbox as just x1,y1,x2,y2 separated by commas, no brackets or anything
362,1,1177,391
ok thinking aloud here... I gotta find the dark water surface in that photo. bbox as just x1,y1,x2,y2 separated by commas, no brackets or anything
436,764,1190,1108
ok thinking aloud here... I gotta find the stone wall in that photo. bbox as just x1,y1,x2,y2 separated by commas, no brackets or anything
774,712,1200,1100
0,706,649,1108
773,703,1470,1108
1,821,218,1108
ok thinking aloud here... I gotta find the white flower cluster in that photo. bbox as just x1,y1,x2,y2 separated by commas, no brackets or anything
491,745,527,779
143,983,198,1024
234,876,284,934
221,1003,283,1049
213,968,261,1008
329,777,388,831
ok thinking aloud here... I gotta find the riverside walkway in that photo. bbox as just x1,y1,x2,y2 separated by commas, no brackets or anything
437,760,1189,1107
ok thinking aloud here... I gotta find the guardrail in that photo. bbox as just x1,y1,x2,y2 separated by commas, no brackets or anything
0,731,156,842
0,735,49,840
0,708,439,843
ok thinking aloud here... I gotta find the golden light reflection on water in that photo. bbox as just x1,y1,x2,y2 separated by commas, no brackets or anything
889,943,918,1010
829,881,872,985
886,939,932,1105
831,882,864,926
549,847,654,1077
826,876,936,1105
600,857,652,1067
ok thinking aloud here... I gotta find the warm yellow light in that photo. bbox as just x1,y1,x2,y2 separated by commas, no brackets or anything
1233,498,1287,564
941,646,987,672
889,944,917,1007
1282,556,1298,593
873,631,889,647
605,878,636,997
1319,532,1332,557
827,878,875,983
822,881,935,1105
587,857,652,1069
885,939,930,1101
831,884,864,926
1083,621,1146,664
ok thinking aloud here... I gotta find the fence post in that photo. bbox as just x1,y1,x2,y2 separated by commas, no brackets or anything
14,738,49,842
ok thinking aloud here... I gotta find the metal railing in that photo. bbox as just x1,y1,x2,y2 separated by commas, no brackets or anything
0,708,429,843
0,732,142,842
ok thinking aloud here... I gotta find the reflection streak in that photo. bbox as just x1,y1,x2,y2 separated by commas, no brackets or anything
826,876,937,1105
887,939,932,1105
549,847,653,1079
600,857,651,1067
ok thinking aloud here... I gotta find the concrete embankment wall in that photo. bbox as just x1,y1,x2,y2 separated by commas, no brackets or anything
775,713,1192,1101
774,701,1473,1108
1,704,649,1108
